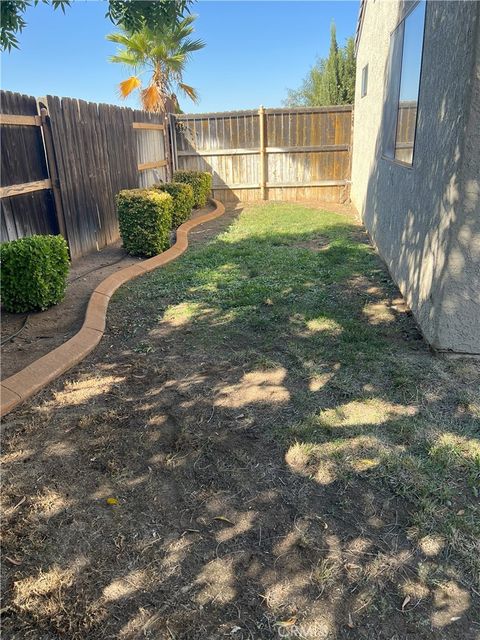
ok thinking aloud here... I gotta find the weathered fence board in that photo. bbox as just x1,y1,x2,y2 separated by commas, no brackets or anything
173,106,352,203
0,91,59,241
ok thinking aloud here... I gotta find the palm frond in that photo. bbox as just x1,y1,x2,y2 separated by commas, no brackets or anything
161,54,186,72
106,32,132,46
118,76,141,99
178,82,199,103
107,29,149,56
109,51,140,67
141,84,163,112
182,38,206,53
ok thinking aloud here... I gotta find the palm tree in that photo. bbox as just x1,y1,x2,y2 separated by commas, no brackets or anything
107,15,205,113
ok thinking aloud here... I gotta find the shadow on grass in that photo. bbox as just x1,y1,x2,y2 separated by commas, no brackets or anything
2,203,479,639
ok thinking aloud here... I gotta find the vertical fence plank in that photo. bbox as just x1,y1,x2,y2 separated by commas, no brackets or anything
38,103,67,241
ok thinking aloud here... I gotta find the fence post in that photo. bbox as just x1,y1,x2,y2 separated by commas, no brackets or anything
258,105,267,200
169,113,178,172
38,102,68,243
163,112,172,181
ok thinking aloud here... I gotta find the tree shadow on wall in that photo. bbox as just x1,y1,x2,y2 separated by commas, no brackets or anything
358,0,480,352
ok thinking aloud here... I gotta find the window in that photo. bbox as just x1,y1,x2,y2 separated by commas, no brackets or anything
384,1,426,165
361,64,368,98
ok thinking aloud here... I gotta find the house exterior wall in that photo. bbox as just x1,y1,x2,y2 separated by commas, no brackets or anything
351,0,480,353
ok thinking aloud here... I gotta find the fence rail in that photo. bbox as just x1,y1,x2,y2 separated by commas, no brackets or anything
0,90,171,259
173,105,353,203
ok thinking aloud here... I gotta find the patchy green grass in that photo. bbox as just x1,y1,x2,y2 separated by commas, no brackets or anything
116,202,480,587
5,202,478,639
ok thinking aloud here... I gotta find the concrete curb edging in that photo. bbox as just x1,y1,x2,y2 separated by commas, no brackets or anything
1,199,226,418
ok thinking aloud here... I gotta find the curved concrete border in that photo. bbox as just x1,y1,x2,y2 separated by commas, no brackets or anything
1,199,226,418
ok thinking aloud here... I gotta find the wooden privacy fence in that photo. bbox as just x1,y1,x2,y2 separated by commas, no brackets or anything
1,90,170,259
172,105,353,203
1,94,353,258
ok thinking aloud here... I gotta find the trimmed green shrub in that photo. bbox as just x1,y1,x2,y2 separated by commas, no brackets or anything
173,170,212,208
0,234,70,313
117,189,173,257
152,181,194,228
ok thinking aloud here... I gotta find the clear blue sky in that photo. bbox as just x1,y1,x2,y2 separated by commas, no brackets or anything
1,0,359,113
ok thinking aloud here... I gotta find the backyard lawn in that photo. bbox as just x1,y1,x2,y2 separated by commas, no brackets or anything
2,202,479,639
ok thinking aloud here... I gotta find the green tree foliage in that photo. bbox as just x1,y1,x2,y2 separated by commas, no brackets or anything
284,23,356,107
1,0,192,51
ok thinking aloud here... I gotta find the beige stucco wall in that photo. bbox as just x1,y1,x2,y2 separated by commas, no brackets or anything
351,0,480,353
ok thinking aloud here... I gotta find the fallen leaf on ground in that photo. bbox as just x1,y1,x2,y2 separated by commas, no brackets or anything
213,516,235,525
106,497,118,505
401,595,411,611
277,616,297,627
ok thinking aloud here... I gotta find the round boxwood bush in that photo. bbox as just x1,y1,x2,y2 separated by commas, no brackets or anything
152,181,194,228
0,234,70,313
116,188,173,257
173,170,212,208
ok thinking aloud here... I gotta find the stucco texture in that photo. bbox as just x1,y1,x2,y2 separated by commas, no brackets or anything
351,0,480,353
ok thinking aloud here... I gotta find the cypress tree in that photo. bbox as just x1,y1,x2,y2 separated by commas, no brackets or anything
323,23,341,105
284,22,356,107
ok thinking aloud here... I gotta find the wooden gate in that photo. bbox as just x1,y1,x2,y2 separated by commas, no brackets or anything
172,105,353,203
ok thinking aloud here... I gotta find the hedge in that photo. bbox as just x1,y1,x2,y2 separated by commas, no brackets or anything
0,235,70,313
152,181,194,228
173,170,212,208
117,189,173,257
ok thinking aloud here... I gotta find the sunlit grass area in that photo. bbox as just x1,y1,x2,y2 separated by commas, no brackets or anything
3,202,479,638
116,202,480,585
